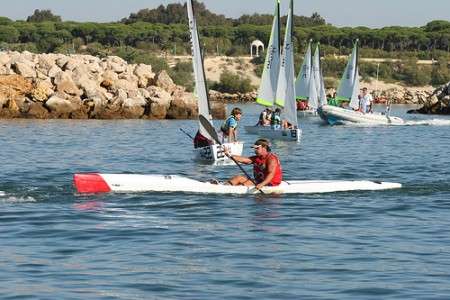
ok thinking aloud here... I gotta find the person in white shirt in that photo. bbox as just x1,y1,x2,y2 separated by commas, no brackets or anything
360,87,373,113
257,108,272,125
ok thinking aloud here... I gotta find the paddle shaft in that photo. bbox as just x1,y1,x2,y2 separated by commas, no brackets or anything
180,128,194,140
198,114,263,192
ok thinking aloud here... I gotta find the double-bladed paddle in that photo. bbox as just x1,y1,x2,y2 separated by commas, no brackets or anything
198,114,264,194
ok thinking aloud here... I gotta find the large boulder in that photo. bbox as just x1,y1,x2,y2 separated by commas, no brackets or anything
29,79,54,102
12,62,36,78
45,95,81,115
407,81,450,114
154,70,177,94
23,102,48,118
166,98,197,119
0,107,21,118
56,81,82,96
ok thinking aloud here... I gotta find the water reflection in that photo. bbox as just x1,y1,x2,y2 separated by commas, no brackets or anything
252,196,283,231
72,200,104,212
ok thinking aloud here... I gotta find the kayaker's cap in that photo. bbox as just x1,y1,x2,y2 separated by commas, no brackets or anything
251,139,270,150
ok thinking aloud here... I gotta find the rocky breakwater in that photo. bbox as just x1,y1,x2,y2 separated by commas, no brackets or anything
376,89,432,105
407,81,450,114
0,51,227,119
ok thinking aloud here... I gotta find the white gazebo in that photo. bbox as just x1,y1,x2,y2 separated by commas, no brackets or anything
250,39,264,57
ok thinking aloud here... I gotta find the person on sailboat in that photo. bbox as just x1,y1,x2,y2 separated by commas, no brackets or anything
193,130,212,148
270,108,282,129
220,107,242,143
328,92,339,106
257,108,272,125
223,138,282,190
270,108,290,129
360,87,374,113
297,100,309,111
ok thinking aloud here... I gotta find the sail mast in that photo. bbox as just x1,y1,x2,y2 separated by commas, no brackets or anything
275,0,297,128
187,0,213,139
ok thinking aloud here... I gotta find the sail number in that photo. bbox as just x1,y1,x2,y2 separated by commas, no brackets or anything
201,145,226,160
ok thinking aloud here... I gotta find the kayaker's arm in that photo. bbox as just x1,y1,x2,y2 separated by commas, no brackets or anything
224,149,252,164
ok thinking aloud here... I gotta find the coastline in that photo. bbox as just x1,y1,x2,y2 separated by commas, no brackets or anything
0,52,440,119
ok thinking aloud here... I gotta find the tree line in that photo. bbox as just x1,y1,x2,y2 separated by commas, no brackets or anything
1,2,449,55
0,1,449,90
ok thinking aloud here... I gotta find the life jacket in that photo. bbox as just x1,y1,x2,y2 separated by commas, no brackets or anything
252,153,282,186
220,116,237,135
270,113,280,126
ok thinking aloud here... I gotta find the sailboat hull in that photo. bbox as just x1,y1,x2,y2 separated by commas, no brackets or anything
297,108,318,117
318,105,404,125
244,125,270,134
258,128,302,141
193,142,244,164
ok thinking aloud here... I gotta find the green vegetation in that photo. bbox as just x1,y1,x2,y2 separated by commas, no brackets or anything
211,70,253,94
0,1,449,89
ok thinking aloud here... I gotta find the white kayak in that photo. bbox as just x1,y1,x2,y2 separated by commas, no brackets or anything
74,173,401,195
318,105,404,125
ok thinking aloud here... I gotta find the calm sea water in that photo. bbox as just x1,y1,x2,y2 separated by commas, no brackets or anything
1,104,449,299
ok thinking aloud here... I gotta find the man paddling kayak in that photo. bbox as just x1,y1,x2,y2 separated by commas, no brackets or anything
222,139,282,190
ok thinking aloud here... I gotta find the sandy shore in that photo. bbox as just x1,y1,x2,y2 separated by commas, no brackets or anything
169,55,435,94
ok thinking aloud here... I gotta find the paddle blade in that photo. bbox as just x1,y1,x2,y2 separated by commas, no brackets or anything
199,114,221,144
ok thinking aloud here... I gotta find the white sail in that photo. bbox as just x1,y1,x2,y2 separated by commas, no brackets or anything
307,68,319,109
337,39,360,110
275,0,297,127
187,0,213,139
305,43,320,109
295,40,323,110
295,40,312,101
256,0,280,107
312,43,327,106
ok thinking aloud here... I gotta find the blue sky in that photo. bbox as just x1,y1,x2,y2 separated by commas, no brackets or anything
3,0,449,28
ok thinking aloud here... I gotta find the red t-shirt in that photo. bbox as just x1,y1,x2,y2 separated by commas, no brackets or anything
252,153,282,186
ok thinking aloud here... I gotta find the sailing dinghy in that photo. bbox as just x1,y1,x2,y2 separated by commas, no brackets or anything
318,40,404,125
244,0,301,141
256,0,301,141
188,0,243,163
296,42,327,118
295,40,316,117
244,0,282,136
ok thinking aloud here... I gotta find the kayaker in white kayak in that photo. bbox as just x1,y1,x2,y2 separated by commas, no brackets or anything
222,139,282,190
